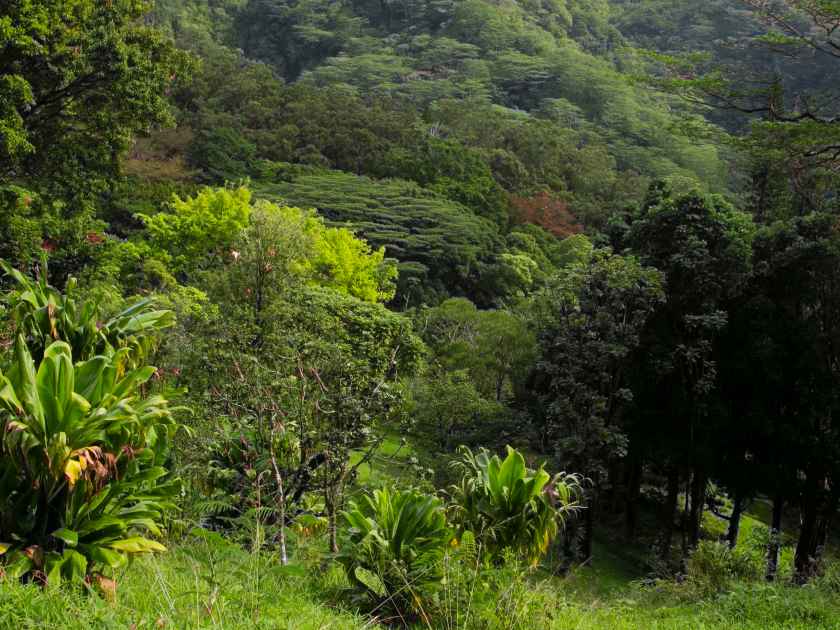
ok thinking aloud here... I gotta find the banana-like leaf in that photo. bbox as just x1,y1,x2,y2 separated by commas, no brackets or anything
108,537,166,553
36,342,75,435
73,357,109,403
9,335,45,436
51,528,79,547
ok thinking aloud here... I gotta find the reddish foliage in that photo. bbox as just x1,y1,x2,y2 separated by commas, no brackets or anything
85,232,105,244
41,239,57,253
509,192,582,238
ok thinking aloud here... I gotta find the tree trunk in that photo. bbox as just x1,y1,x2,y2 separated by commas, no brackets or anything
624,458,643,542
816,491,838,557
765,493,783,582
270,452,288,565
726,490,744,549
659,467,679,561
607,461,620,514
581,490,595,563
794,479,821,583
680,476,690,560
327,502,338,554
688,470,706,549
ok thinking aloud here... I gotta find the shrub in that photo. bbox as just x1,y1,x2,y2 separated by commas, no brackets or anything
448,446,580,565
1,259,175,364
0,336,179,585
338,487,451,617
686,540,763,595
0,265,179,585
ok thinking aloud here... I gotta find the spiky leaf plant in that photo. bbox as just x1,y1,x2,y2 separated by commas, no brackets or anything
339,487,451,616
449,445,580,565
1,259,174,364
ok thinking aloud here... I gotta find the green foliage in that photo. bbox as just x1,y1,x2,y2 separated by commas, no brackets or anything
625,186,754,462
0,0,190,198
310,225,397,303
528,250,664,478
339,487,451,613
449,446,580,565
418,298,536,401
132,183,398,302
0,187,110,287
0,335,177,584
1,261,174,363
684,541,764,596
257,172,505,304
409,371,507,453
138,186,253,275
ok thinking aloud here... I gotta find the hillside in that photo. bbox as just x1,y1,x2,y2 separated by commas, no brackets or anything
1,1,840,629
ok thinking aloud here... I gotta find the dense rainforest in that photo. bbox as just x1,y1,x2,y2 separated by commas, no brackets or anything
1,0,840,628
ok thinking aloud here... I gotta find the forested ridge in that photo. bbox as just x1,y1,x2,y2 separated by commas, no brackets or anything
1,1,840,628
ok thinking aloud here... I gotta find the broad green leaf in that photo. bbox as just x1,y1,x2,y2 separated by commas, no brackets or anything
82,544,126,569
51,528,79,547
108,537,166,554
9,335,44,436
73,356,108,402
37,342,75,434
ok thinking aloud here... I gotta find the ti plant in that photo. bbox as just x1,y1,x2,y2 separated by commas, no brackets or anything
1,259,175,364
448,446,581,565
0,263,180,586
0,336,179,585
339,487,451,617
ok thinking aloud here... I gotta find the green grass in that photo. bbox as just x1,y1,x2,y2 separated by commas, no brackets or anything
0,533,367,630
4,528,840,630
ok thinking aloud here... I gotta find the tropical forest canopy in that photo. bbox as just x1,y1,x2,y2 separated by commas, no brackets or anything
2,1,840,628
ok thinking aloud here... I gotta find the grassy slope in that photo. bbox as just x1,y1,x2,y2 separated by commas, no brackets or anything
4,443,838,629
0,539,367,630
4,534,838,630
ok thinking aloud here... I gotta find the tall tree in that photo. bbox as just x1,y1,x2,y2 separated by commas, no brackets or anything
626,184,754,558
528,250,664,560
0,0,189,198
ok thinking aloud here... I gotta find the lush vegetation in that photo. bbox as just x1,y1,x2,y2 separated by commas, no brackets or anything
2,0,840,628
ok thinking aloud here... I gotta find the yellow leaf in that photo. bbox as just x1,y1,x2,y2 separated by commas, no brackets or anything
64,458,84,487
0,542,10,555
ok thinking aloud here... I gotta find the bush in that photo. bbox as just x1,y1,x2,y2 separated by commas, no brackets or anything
448,446,580,565
685,540,763,595
0,265,179,585
0,336,179,585
338,487,451,618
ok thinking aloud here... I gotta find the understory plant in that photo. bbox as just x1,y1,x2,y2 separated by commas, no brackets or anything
1,259,175,363
338,487,451,621
0,264,179,585
448,445,581,565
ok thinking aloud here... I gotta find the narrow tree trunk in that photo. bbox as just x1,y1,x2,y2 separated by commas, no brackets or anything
680,476,690,560
726,490,744,549
607,461,621,514
270,452,288,565
659,468,679,561
688,470,706,549
794,481,821,583
816,492,838,557
625,458,643,542
327,501,338,554
765,493,783,582
581,487,596,563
